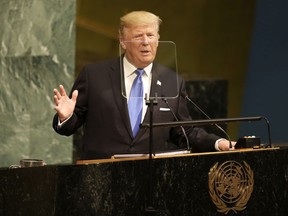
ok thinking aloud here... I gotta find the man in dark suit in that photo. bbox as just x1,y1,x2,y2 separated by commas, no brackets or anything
53,11,234,160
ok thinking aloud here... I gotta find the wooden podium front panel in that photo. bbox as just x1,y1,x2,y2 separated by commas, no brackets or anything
0,148,287,216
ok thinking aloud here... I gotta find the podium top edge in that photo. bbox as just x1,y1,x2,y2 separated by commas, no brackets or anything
76,147,280,165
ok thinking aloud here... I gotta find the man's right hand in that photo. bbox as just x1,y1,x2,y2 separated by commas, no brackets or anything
53,85,78,122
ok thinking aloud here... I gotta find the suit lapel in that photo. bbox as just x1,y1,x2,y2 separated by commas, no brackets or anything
108,58,134,137
139,65,163,131
150,65,163,99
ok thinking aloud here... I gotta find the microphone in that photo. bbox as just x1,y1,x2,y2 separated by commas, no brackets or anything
162,98,191,151
181,92,233,149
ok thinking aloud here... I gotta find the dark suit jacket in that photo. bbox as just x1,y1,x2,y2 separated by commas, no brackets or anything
53,57,220,159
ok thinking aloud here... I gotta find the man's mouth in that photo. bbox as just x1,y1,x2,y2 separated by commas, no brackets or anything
140,50,150,54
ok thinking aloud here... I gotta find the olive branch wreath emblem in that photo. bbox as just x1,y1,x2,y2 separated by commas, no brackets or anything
208,161,254,214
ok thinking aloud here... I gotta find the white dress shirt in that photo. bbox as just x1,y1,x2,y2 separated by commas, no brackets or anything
123,56,152,122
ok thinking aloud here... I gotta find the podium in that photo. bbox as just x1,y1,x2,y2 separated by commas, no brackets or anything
0,147,288,215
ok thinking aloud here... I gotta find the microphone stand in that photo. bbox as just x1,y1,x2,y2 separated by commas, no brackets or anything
183,94,232,148
144,94,158,214
141,116,272,148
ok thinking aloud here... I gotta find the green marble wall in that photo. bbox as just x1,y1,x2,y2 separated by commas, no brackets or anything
0,0,76,167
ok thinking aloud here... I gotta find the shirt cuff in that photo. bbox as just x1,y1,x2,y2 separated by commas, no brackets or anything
57,114,73,128
215,138,227,151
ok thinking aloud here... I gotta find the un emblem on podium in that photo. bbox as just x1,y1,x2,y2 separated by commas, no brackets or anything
208,161,254,214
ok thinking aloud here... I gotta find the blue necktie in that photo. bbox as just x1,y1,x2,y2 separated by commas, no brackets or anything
128,69,145,137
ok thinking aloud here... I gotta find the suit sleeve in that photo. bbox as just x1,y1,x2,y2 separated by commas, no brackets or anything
52,65,89,136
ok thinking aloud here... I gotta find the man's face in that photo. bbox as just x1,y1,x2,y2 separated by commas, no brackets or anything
120,24,159,69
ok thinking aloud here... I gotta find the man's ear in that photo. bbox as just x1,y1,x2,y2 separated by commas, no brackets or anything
119,39,126,50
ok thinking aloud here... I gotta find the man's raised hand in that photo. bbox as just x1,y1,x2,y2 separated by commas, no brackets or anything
53,85,78,122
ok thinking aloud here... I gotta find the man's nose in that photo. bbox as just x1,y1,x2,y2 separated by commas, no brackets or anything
141,35,149,44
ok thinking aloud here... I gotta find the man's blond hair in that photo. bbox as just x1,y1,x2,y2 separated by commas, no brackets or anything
119,11,162,37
